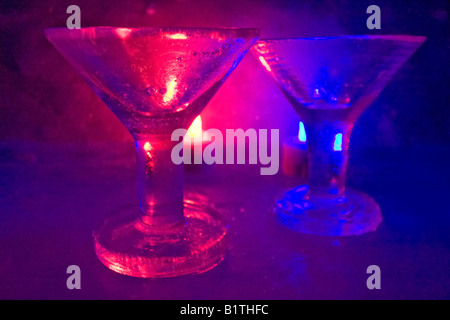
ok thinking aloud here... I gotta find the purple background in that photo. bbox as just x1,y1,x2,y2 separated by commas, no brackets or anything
1,0,449,147
0,0,449,300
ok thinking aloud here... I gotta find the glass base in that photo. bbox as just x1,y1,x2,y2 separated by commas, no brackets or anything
274,185,382,236
93,192,228,278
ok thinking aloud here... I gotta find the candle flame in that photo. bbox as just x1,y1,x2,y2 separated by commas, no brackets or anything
187,116,202,138
298,121,307,142
333,133,343,151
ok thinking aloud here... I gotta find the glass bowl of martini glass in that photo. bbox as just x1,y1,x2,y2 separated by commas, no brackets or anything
45,27,259,277
252,35,425,236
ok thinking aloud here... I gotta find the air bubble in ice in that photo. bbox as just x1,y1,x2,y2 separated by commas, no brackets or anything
144,86,156,95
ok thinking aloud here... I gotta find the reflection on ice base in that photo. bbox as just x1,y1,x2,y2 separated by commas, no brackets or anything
275,185,382,236
93,191,228,278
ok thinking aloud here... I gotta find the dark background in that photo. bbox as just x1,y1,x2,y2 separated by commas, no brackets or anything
0,0,449,300
0,0,449,148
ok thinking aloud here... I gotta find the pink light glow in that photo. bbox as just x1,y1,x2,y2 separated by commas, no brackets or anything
143,141,152,151
163,78,178,103
114,28,132,40
209,32,225,41
166,33,188,40
142,141,154,171
258,56,272,72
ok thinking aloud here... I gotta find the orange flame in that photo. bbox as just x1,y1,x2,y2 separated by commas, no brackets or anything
187,116,202,138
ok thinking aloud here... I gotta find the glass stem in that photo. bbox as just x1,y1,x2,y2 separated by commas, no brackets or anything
135,137,184,229
304,120,353,200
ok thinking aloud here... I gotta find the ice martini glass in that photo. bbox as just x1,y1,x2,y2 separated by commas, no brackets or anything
253,35,425,236
45,27,259,277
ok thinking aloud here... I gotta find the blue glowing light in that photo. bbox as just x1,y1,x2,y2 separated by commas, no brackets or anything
298,121,307,142
333,133,343,151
